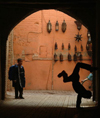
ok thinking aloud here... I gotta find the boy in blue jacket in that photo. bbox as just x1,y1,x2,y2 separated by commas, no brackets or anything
12,58,25,99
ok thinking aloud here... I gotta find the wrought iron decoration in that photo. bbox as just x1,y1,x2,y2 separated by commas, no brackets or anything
75,32,82,42
79,53,82,61
54,53,58,62
74,20,82,30
47,20,52,33
68,53,72,61
68,43,71,50
55,42,58,50
86,40,92,57
73,53,77,61
81,44,83,51
60,53,63,62
62,43,64,50
55,21,59,31
74,45,77,52
87,30,91,37
62,20,67,33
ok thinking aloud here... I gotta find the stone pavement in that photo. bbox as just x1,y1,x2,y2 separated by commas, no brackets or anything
0,90,98,118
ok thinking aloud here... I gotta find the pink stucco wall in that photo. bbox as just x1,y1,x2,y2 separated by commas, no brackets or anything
13,10,92,91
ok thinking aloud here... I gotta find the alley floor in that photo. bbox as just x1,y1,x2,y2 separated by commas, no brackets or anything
0,90,99,118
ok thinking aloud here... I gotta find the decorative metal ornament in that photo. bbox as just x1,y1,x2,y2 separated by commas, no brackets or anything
75,32,82,42
62,43,64,50
81,45,83,51
86,44,89,50
68,43,71,50
73,53,77,61
60,53,63,62
54,53,58,62
55,42,58,50
79,53,82,61
87,30,91,37
47,20,52,33
68,53,72,61
86,40,92,57
74,45,77,52
55,21,59,31
62,20,66,33
74,20,82,30
87,37,92,44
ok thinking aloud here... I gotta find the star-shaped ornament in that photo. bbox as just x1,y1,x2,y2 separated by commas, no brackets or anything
75,32,82,42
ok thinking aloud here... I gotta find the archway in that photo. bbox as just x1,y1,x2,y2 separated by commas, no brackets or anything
0,1,100,118
6,9,92,99
0,1,97,103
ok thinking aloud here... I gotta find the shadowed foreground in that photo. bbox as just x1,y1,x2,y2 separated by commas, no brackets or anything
0,90,99,118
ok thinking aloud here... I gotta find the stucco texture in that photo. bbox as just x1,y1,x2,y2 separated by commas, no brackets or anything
12,10,91,90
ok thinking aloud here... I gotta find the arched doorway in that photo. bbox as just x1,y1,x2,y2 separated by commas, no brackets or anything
0,1,97,102
6,10,92,93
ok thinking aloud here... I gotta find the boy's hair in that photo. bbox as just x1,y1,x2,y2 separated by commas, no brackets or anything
17,58,22,63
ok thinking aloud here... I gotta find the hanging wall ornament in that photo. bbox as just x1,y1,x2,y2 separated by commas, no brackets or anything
74,32,82,42
73,53,77,61
55,42,58,50
55,21,59,31
68,53,72,61
86,40,92,57
87,36,92,44
62,43,64,50
47,20,52,33
74,20,82,30
86,44,89,50
62,20,67,33
79,53,82,61
87,30,91,38
60,53,63,62
81,44,83,51
68,43,71,50
54,53,58,62
74,45,77,52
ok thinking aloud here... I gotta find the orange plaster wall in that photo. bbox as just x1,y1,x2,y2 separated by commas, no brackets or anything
13,10,92,90
23,61,52,90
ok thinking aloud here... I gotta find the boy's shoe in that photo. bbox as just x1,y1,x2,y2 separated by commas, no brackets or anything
20,96,24,99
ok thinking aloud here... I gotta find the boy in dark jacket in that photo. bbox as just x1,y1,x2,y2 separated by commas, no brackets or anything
13,58,25,99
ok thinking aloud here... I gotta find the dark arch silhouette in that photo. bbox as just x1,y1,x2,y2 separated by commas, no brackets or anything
1,1,95,38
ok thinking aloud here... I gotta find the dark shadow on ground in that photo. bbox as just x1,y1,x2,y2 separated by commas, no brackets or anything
0,105,99,118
